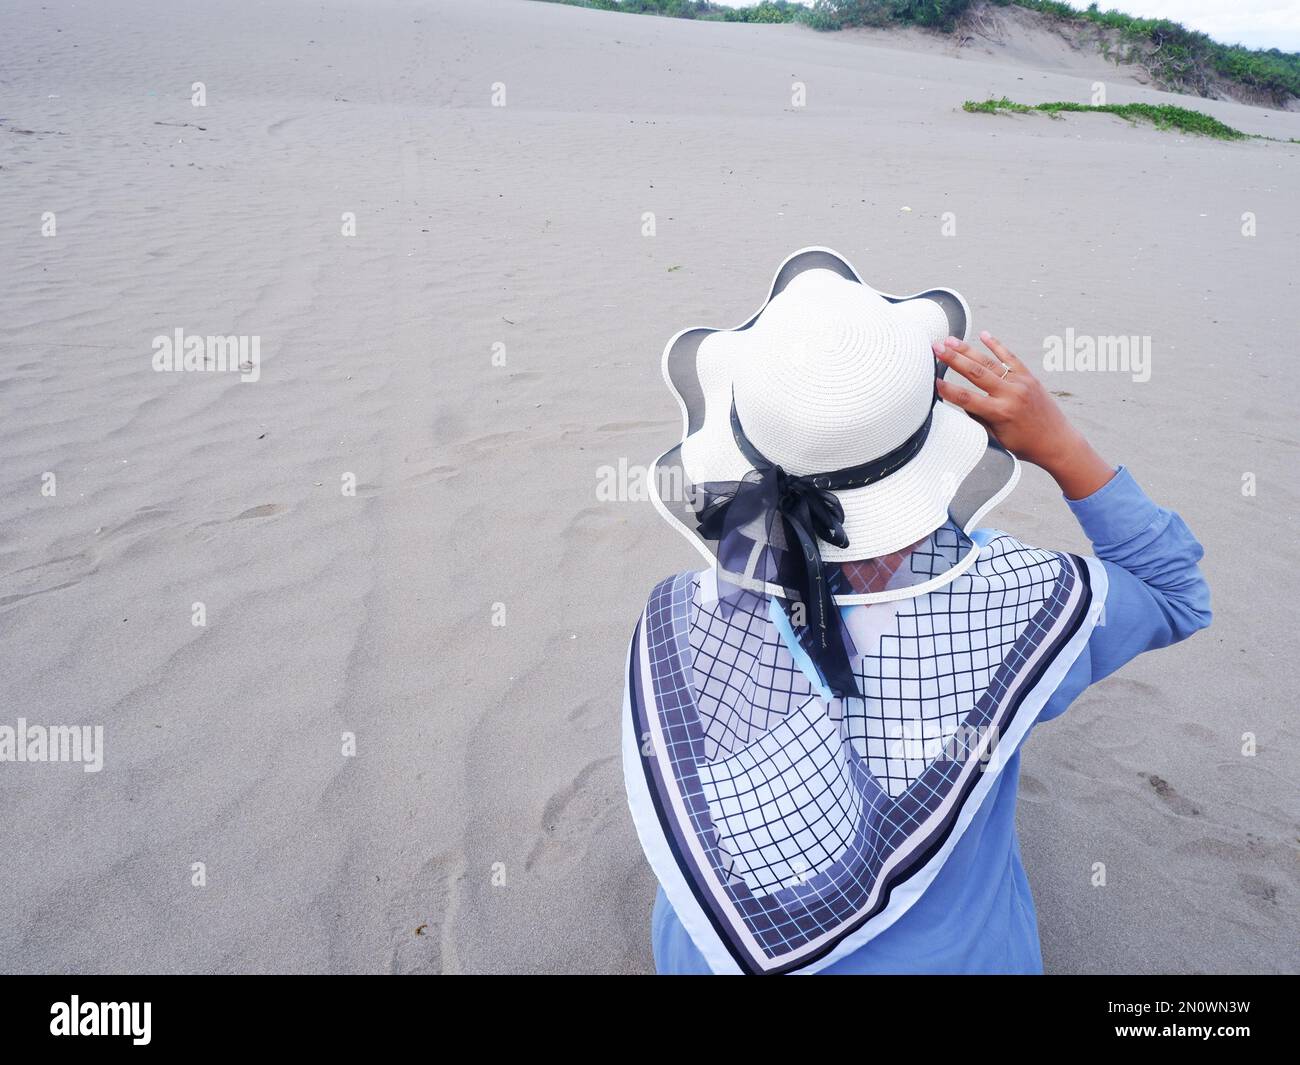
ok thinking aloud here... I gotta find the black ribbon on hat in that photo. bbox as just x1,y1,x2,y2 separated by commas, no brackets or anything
696,387,938,699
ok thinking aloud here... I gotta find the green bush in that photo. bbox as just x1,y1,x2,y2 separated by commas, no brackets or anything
888,0,974,28
964,97,1251,139
812,0,973,29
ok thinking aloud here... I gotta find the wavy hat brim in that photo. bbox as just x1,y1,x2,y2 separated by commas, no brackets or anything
649,246,1021,605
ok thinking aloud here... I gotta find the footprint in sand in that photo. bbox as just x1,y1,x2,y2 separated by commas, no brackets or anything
401,464,458,488
264,115,304,137
1237,873,1280,908
232,503,286,520
0,549,100,608
1101,675,1164,703
565,506,629,540
447,428,538,460
1178,720,1221,745
385,853,465,975
98,506,175,542
1018,770,1050,799
1139,772,1201,817
593,419,678,433
566,695,605,732
525,755,621,877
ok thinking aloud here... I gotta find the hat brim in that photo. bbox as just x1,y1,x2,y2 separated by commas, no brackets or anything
650,246,1021,603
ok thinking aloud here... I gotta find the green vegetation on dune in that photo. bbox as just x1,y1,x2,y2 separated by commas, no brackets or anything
1011,0,1300,103
963,97,1252,139
536,0,1300,107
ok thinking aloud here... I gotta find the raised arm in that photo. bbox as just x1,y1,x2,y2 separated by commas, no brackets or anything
1060,465,1211,678
935,331,1211,682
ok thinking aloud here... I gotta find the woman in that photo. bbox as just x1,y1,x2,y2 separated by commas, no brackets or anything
623,248,1210,975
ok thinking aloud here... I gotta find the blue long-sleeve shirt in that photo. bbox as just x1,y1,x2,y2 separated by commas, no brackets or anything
650,466,1211,974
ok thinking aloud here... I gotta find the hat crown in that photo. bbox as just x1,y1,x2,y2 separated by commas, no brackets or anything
732,271,944,475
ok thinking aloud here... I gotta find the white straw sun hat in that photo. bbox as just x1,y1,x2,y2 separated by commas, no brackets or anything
650,246,1021,604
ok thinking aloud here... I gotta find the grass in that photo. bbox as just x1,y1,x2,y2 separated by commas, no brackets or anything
962,97,1253,139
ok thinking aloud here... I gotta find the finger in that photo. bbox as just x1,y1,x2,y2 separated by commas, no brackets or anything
977,331,1028,374
938,337,1009,392
936,375,998,421
947,335,1008,378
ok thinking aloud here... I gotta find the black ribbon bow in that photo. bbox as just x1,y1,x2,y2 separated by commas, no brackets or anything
694,393,937,700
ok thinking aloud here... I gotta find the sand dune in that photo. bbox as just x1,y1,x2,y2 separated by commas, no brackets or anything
0,0,1296,973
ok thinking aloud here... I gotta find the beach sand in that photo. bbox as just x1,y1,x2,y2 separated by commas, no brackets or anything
0,0,1296,973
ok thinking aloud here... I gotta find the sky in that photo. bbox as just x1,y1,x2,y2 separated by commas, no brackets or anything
708,1,1300,51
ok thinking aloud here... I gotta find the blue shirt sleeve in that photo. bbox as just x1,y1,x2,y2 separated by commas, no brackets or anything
1037,465,1211,721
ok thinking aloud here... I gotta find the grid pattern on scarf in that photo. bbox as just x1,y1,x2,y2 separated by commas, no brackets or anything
687,583,815,762
682,535,1064,899
696,698,861,896
839,543,1062,798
